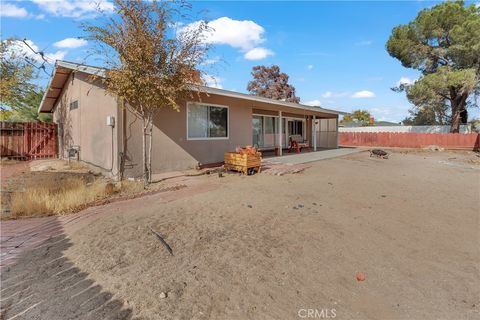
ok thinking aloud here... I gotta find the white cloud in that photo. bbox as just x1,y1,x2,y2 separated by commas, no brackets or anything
203,74,223,89
8,39,67,63
304,100,321,107
307,64,314,70
352,90,376,98
1,3,28,17
54,38,88,49
355,40,373,46
322,91,349,98
32,0,114,19
201,57,220,66
45,50,67,62
322,91,333,98
367,105,410,122
182,17,273,60
244,47,273,60
197,17,265,50
396,76,415,86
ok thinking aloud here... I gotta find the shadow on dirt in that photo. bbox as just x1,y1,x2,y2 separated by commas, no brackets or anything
0,218,134,320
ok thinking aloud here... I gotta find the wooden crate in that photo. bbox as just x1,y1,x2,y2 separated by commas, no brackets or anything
224,152,262,175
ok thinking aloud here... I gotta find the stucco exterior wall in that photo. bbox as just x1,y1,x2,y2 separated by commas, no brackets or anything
122,92,338,177
122,93,253,177
53,72,120,176
50,70,338,178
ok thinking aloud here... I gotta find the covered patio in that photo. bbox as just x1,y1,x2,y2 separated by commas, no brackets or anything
263,147,361,164
251,106,340,157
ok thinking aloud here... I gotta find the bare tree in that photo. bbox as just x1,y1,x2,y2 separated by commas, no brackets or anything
247,65,300,103
84,0,210,184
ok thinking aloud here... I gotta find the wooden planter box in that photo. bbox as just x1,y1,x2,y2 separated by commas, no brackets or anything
224,152,262,175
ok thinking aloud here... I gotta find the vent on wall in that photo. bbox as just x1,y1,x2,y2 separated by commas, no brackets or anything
69,100,79,110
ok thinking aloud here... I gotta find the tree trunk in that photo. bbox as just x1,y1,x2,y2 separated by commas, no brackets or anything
450,92,468,133
142,118,148,187
147,115,153,184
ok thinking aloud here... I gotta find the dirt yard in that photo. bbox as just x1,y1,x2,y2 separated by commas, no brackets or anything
2,150,479,320
0,159,148,219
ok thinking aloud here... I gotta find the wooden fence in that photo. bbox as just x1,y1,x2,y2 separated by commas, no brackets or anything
0,122,58,160
339,132,480,151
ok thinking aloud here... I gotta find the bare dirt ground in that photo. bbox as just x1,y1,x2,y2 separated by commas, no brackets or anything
1,150,479,320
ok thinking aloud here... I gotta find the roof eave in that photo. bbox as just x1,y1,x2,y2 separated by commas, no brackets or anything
38,63,60,113
191,85,346,116
38,60,107,113
39,60,348,116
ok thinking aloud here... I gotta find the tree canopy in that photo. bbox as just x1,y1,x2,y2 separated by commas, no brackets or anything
402,105,448,125
0,38,50,122
84,0,210,183
4,89,51,122
1,39,35,108
247,65,300,103
386,0,479,132
341,109,372,126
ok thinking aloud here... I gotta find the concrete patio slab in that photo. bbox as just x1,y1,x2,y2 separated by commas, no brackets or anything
264,147,362,164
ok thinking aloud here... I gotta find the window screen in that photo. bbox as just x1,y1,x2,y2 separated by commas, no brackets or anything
188,103,228,139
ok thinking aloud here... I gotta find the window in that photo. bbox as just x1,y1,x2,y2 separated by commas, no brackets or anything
69,100,79,110
187,103,228,139
288,120,304,136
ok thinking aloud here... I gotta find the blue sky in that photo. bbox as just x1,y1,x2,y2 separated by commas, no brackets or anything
1,0,479,122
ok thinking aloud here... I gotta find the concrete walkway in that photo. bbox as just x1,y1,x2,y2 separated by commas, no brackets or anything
264,147,362,165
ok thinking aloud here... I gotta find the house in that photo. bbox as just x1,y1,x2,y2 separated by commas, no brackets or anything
38,61,346,179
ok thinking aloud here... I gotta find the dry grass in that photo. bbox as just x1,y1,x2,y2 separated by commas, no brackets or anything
0,159,20,166
9,174,146,219
66,160,90,171
119,180,145,194
10,176,110,218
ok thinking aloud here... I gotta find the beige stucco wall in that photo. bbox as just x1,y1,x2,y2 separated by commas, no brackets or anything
51,70,338,178
121,92,338,178
53,72,120,177
122,93,253,177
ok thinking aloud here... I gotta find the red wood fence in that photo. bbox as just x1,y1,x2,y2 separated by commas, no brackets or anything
339,132,480,151
0,122,58,160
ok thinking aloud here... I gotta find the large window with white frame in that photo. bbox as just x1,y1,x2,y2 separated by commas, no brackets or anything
187,102,229,139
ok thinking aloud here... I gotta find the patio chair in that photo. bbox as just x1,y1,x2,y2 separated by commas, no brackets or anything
288,134,310,154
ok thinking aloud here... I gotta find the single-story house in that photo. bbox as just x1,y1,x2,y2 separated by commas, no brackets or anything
39,60,346,179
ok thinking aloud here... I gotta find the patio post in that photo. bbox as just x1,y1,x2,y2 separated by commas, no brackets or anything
336,117,339,148
278,111,283,156
313,115,317,151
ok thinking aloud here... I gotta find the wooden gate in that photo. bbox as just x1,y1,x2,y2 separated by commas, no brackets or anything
0,122,58,160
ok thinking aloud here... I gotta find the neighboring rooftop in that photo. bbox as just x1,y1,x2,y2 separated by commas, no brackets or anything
39,60,348,116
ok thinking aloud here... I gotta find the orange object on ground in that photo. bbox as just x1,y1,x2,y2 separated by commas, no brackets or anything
356,272,366,281
238,145,258,155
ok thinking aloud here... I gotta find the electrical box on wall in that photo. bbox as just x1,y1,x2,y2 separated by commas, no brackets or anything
106,116,115,127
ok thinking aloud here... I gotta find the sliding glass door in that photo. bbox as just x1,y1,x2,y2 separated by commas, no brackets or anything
252,115,287,149
252,116,264,148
